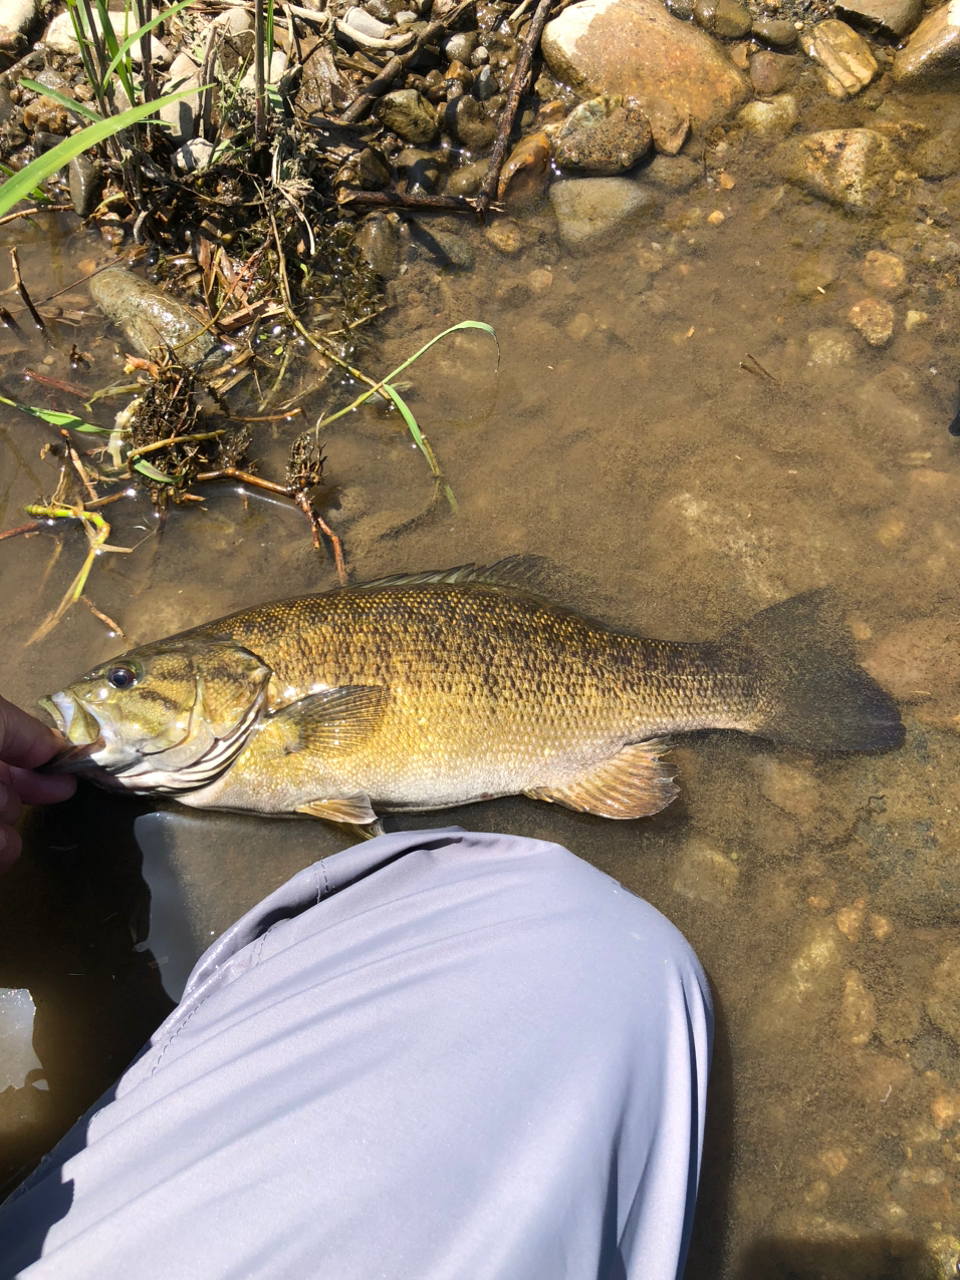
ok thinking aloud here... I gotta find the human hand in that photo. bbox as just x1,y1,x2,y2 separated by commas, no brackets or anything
0,696,76,872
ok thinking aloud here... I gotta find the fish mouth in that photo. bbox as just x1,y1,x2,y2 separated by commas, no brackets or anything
37,694,107,771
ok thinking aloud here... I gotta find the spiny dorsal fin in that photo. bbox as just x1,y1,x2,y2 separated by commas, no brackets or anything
341,555,552,595
269,685,385,753
526,740,677,820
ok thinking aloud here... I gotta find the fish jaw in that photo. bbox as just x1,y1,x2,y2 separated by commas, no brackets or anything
37,691,139,781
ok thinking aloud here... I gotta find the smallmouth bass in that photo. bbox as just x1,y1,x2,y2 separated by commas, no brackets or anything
41,559,904,828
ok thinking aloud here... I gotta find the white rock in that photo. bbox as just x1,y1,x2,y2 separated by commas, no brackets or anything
45,8,170,63
0,0,37,41
172,137,215,173
239,51,288,90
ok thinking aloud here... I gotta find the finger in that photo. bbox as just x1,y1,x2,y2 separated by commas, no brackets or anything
0,825,21,873
0,781,21,828
6,766,77,807
0,696,64,770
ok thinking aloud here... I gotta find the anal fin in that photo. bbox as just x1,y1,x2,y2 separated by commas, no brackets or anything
297,794,379,825
526,740,677,820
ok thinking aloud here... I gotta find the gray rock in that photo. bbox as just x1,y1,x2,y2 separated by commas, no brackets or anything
354,146,392,189
737,93,798,138
68,154,102,217
376,89,438,144
549,176,656,248
172,137,215,174
474,65,497,100
0,0,36,44
752,17,799,47
239,51,287,91
693,0,752,39
778,128,895,210
159,56,201,146
641,153,701,190
443,30,476,62
800,19,878,98
470,45,489,66
411,221,475,269
894,0,960,85
835,0,921,38
542,0,750,130
444,94,495,150
554,95,652,174
89,267,218,368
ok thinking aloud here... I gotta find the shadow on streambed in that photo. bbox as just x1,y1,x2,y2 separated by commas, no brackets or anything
734,1235,949,1279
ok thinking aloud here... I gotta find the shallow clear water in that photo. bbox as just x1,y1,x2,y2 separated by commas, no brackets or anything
2,77,960,1275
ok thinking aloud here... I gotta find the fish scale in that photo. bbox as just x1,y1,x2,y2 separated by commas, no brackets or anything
40,559,904,828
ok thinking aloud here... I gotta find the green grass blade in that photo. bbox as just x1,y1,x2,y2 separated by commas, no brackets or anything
0,393,108,433
380,382,458,513
133,458,175,483
102,0,194,84
0,85,210,219
379,320,499,387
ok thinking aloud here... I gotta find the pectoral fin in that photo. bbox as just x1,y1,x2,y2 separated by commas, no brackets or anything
526,740,677,819
296,794,379,825
271,685,386,754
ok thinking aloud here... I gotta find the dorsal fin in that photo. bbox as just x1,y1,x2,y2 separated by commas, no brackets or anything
342,556,552,595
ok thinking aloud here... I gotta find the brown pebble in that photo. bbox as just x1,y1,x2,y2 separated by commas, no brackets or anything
861,248,905,292
848,297,895,347
749,49,795,94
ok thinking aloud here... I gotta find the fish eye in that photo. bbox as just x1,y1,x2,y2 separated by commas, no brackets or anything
107,664,139,690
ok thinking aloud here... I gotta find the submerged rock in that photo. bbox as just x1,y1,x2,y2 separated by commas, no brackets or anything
751,16,799,47
549,176,656,248
799,19,878,98
90,268,218,368
542,0,750,129
693,0,752,39
848,297,895,346
638,96,689,154
778,128,895,210
894,0,960,85
737,93,798,138
553,95,652,174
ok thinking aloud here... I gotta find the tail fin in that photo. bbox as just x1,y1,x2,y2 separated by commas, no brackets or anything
725,590,904,753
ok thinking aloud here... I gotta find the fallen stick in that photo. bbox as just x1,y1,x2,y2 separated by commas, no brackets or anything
473,0,555,219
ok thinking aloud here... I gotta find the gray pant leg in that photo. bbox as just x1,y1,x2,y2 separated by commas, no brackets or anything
0,829,712,1280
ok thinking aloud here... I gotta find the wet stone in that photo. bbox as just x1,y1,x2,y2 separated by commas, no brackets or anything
835,0,922,38
68,154,102,217
778,128,895,210
861,248,905,291
693,0,752,38
848,297,895,346
498,132,552,203
376,89,438,145
444,94,495,151
800,19,878,98
553,95,653,175
541,0,750,130
395,147,443,192
752,16,799,47
474,65,497,100
749,51,796,95
642,153,701,190
894,0,960,85
445,158,486,196
355,213,402,278
443,30,476,62
737,93,798,138
638,96,689,154
549,176,656,249
484,219,524,253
